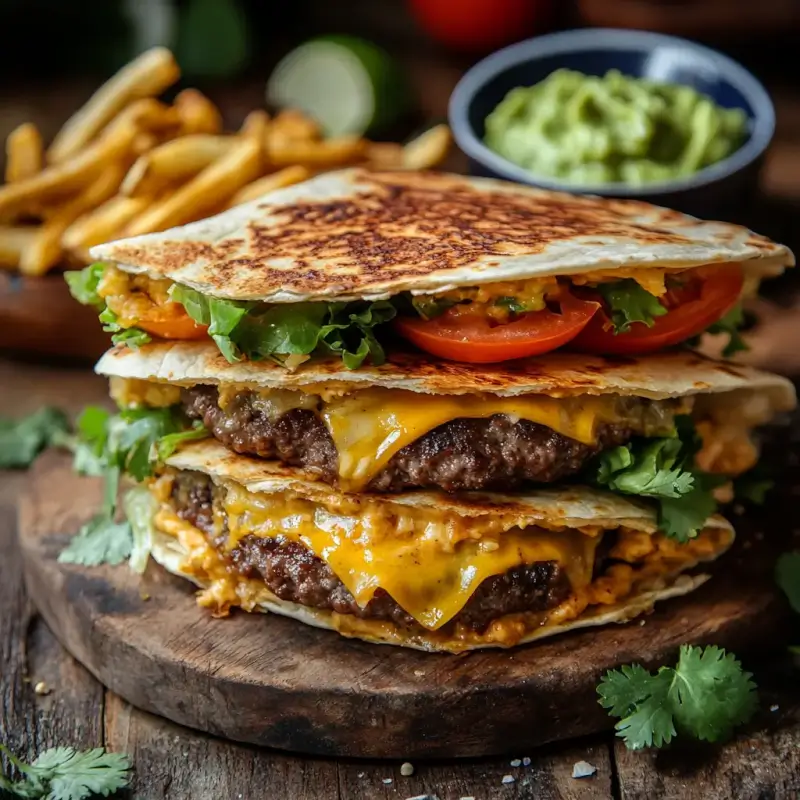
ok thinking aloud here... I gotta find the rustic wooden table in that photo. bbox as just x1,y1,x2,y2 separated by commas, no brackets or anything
3,59,800,800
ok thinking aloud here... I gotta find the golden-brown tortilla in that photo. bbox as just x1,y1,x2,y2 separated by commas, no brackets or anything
90,169,793,303
96,340,797,412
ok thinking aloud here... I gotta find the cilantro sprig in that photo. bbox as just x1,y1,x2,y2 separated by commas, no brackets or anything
588,416,720,542
776,551,800,615
0,407,71,469
595,279,667,333
59,405,207,566
598,645,758,750
0,743,130,800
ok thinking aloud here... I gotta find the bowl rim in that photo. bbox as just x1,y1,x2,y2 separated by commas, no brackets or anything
448,27,775,197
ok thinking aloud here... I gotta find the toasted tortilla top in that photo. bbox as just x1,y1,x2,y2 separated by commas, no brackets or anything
89,169,793,303
97,340,797,410
164,439,733,536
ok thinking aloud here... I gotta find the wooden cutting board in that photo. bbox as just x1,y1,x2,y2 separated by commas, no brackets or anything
17,449,794,759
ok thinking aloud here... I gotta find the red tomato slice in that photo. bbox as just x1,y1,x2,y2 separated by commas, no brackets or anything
394,293,600,363
137,315,209,340
571,264,744,355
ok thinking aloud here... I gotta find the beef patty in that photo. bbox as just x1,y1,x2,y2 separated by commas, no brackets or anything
181,386,634,492
170,473,574,633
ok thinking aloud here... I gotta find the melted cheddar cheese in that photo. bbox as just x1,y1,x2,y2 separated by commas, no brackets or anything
322,389,623,489
220,481,601,630
149,474,733,648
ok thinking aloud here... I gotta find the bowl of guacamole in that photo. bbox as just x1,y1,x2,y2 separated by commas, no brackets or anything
449,29,775,217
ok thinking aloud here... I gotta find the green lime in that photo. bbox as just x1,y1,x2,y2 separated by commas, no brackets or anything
267,35,408,137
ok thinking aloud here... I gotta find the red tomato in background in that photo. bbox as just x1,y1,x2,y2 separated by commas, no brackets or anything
408,0,553,53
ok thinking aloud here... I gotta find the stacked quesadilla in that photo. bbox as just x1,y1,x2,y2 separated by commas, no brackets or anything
68,169,796,652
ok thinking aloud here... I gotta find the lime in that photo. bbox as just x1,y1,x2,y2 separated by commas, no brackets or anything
267,36,408,137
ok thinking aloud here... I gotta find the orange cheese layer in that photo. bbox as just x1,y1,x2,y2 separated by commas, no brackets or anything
150,475,733,636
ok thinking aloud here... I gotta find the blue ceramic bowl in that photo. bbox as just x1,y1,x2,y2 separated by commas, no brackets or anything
448,28,775,218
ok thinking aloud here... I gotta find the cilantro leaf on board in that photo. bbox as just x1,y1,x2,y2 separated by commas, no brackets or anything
0,743,131,800
733,467,774,506
598,645,758,750
0,407,71,469
596,279,667,334
775,551,800,614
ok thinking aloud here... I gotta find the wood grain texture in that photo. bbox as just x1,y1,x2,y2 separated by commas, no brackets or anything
0,473,105,772
16,442,795,760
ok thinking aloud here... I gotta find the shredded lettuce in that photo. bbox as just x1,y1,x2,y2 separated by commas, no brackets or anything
588,416,720,542
64,263,105,308
169,284,396,368
123,486,158,574
596,279,668,333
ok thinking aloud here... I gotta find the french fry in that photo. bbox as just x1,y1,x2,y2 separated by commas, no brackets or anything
48,47,180,163
175,89,223,135
240,109,270,141
19,162,128,275
120,134,236,198
365,141,404,170
0,98,173,219
5,123,44,183
125,137,262,236
269,136,366,169
62,195,150,261
0,225,38,269
271,109,320,142
402,124,452,171
228,165,310,207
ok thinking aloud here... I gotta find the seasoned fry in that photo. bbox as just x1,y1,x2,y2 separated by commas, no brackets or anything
175,89,223,135
0,225,37,269
271,109,320,142
48,47,180,163
5,123,44,183
125,137,262,236
62,195,150,260
269,136,366,168
228,165,310,207
19,163,127,275
0,98,172,219
365,141,404,170
402,124,452,171
120,134,235,198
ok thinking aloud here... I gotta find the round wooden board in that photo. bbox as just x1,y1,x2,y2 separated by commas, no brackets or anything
0,272,108,362
18,451,793,759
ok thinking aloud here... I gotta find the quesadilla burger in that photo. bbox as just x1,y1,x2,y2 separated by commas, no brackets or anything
66,169,793,367
129,437,734,652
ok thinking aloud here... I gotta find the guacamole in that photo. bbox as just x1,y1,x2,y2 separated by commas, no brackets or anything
484,69,749,186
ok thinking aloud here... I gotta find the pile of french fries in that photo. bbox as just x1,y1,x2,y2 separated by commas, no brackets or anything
0,47,452,276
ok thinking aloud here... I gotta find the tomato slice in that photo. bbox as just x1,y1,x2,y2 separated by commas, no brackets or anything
394,293,600,363
137,314,209,340
571,264,744,355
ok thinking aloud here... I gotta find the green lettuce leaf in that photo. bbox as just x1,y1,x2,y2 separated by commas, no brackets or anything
706,304,748,358
64,263,105,309
60,405,208,565
124,485,158,574
170,283,396,368
596,279,668,334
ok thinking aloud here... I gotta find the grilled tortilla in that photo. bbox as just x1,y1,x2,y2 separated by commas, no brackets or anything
98,341,796,492
139,439,734,653
91,169,791,302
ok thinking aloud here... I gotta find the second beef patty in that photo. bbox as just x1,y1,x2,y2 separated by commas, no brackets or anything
182,386,634,492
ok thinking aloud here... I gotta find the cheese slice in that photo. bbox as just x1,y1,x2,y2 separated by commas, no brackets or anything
219,481,600,631
322,388,618,491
